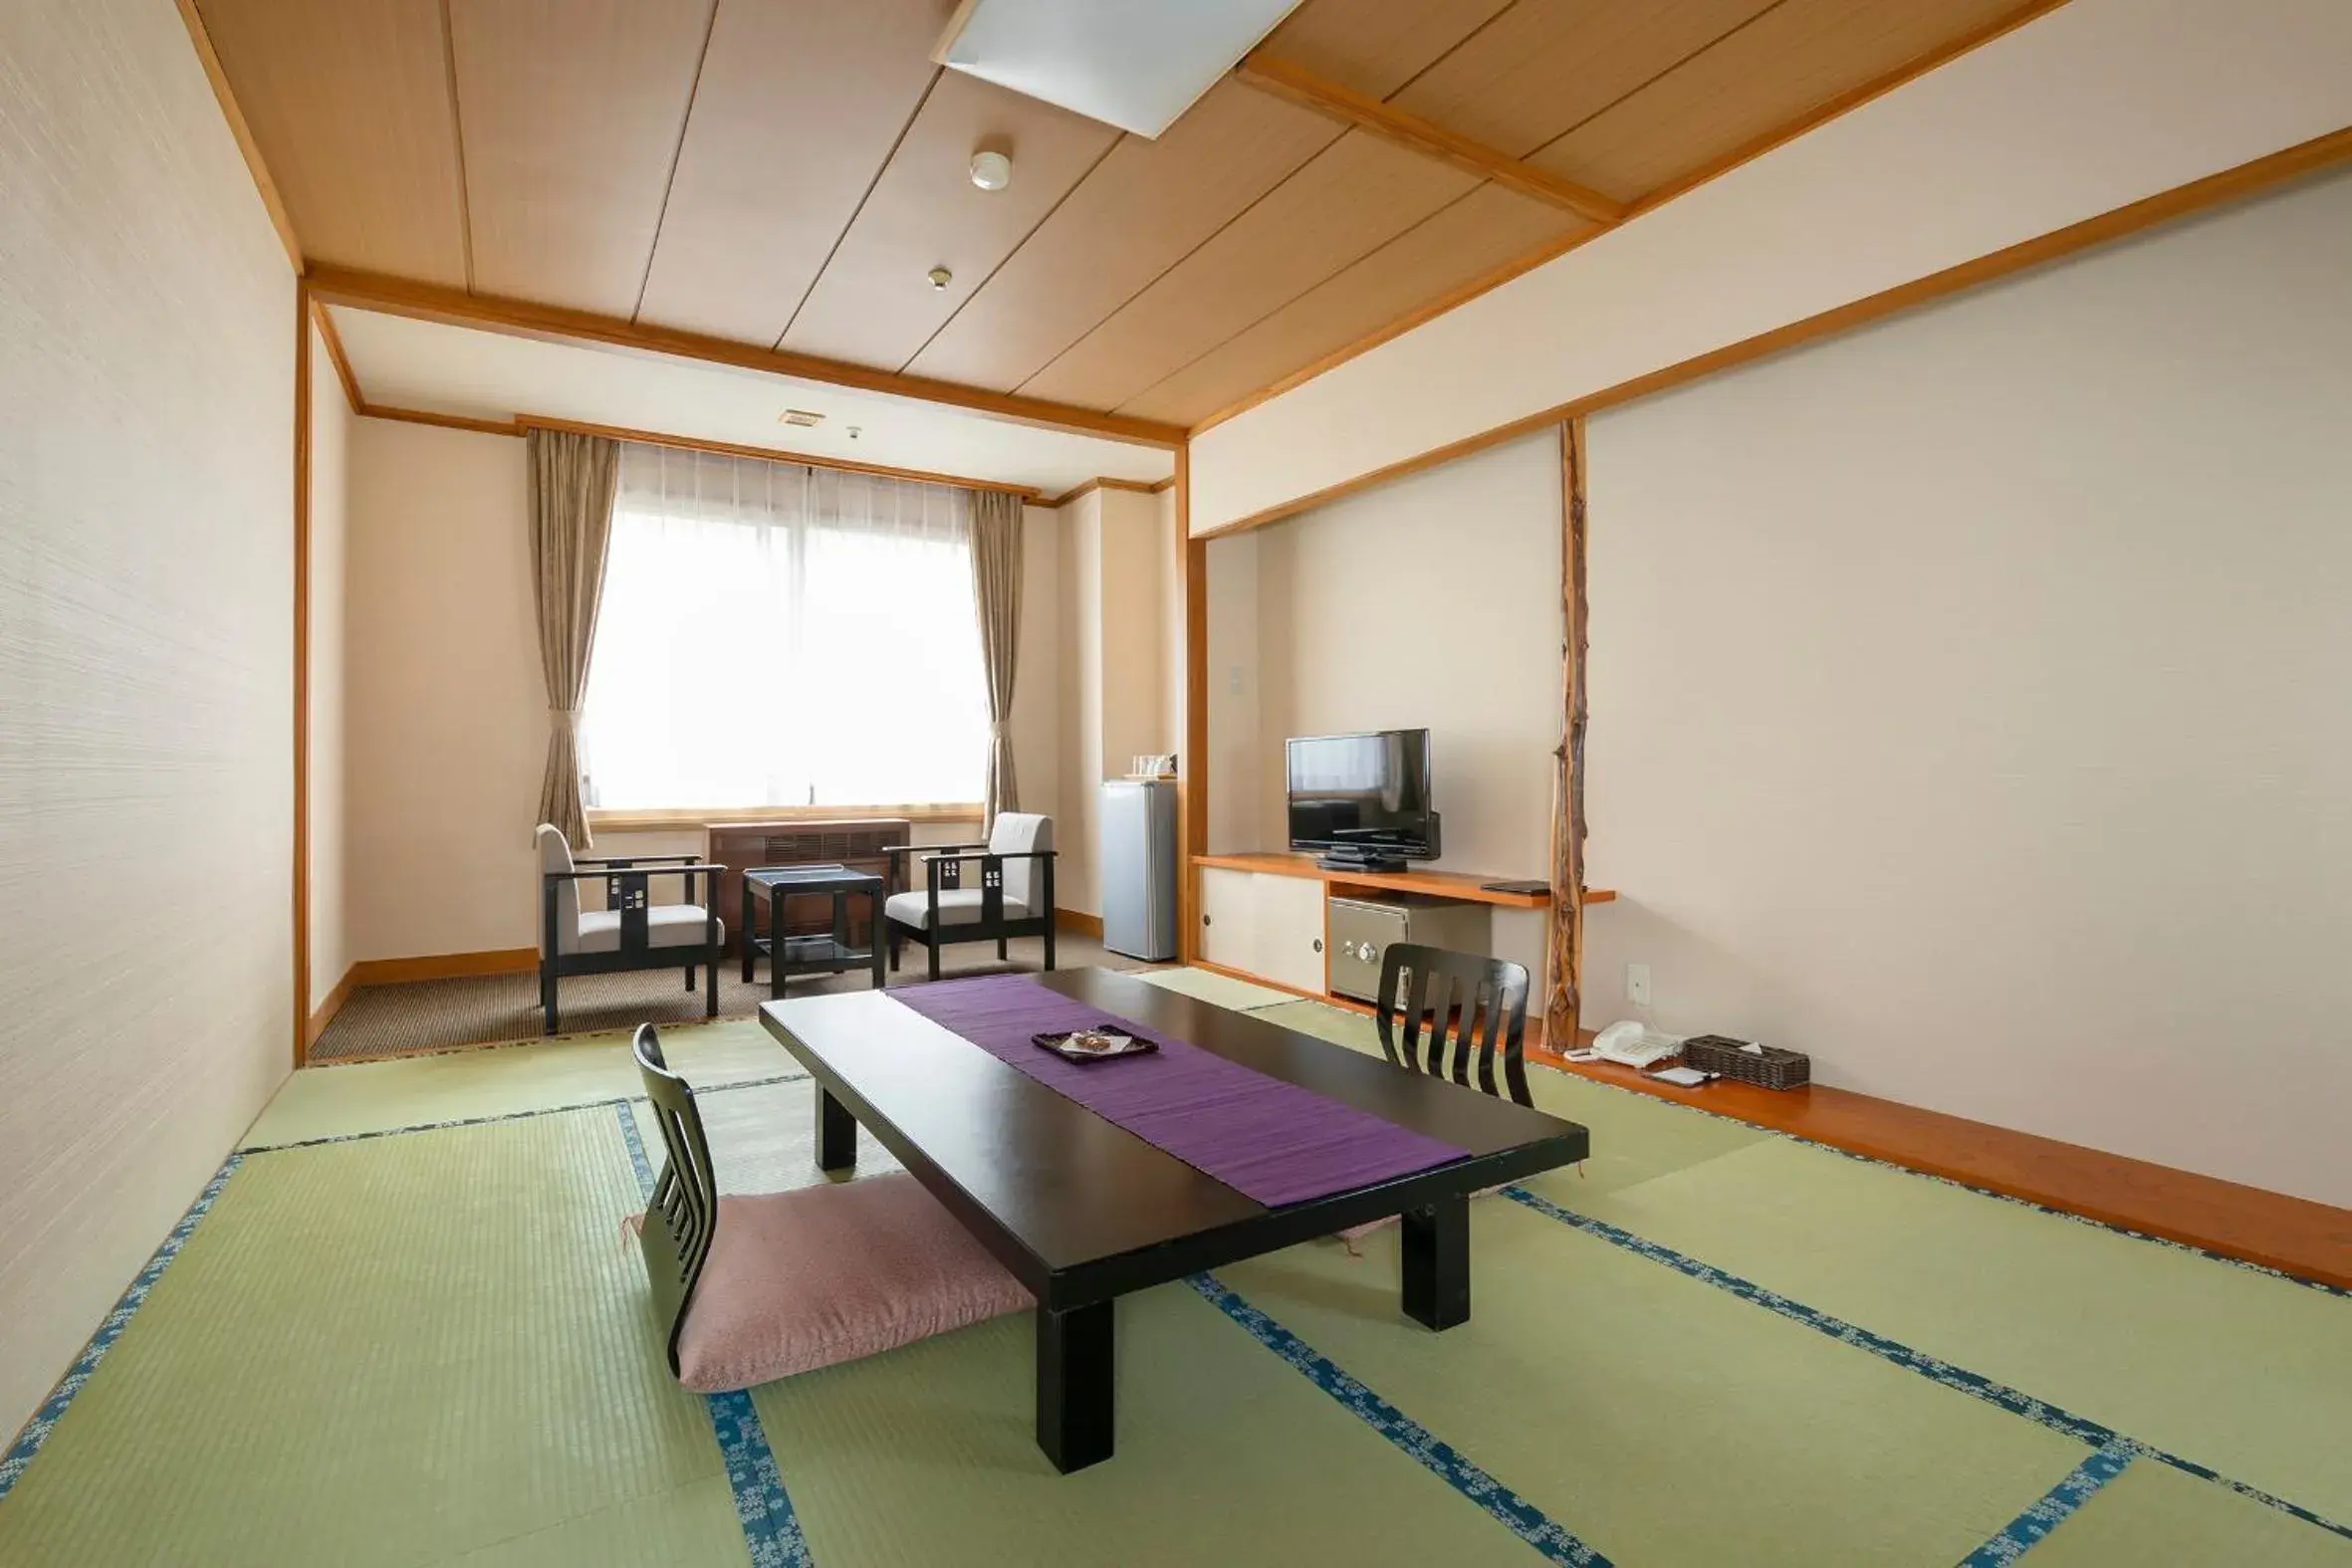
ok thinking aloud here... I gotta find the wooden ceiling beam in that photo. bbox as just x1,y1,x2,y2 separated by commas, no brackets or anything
1233,53,1628,226
303,264,1189,449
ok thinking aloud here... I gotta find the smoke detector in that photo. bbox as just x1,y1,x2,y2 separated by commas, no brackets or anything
970,148,1013,191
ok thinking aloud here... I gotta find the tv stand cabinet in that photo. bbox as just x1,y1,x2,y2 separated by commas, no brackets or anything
1190,851,1615,1003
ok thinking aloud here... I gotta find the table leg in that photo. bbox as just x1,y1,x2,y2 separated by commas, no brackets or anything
1036,1300,1114,1473
816,1086,856,1171
1401,1194,1471,1330
868,888,885,990
741,880,755,984
830,889,848,979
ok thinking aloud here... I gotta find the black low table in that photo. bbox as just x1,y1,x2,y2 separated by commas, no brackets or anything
740,864,885,1000
758,967,1590,1473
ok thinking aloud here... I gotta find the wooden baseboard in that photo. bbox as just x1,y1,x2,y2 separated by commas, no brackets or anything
1056,908,1104,938
348,947,540,987
302,964,357,1056
1525,1043,2352,1292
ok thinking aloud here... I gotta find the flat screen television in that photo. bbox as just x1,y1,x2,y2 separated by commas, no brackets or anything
1286,729,1440,872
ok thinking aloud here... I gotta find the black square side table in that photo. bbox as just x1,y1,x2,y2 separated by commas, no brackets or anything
741,864,886,999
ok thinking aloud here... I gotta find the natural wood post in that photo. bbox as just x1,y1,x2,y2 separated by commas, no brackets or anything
1543,419,1589,1052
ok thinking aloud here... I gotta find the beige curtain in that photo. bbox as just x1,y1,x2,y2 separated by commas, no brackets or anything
527,427,619,847
969,490,1024,830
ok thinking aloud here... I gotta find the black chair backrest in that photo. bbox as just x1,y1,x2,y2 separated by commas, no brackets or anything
632,1023,719,1375
1375,944,1533,1107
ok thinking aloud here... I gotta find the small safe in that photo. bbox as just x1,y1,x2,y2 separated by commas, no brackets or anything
1326,894,1493,1004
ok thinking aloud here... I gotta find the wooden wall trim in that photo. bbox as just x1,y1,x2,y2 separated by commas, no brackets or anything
358,404,521,438
310,300,362,413
1056,908,1105,939
304,964,356,1050
1190,0,2072,440
305,265,1187,449
352,405,1058,501
1541,419,1589,1052
1234,54,1625,224
1176,444,1206,964
170,0,301,271
1529,1051,2352,1291
291,281,312,1068
522,415,1044,498
348,948,541,987
1191,123,2352,540
1042,475,1170,508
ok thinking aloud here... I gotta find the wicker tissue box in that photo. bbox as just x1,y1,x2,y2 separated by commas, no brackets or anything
1681,1034,1810,1091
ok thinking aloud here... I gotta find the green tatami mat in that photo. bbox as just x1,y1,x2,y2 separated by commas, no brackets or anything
1219,1199,2088,1567
2033,1457,2352,1567
1250,998,1774,1195
751,1279,1542,1568
628,1077,904,1198
1131,965,1298,1010
244,1017,797,1148
1575,1136,2352,1525
0,1109,741,1568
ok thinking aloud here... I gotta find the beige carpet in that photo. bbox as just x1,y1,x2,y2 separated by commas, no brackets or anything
310,930,1150,1062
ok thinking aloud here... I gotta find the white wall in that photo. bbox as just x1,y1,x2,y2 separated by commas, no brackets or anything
1189,0,2352,534
1054,487,1176,916
1582,167,2352,1208
308,326,353,1008
0,0,295,1443
1244,433,1563,980
344,420,1057,958
346,419,545,961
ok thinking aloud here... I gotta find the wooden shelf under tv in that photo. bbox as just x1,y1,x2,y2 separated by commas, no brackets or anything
1191,851,1616,910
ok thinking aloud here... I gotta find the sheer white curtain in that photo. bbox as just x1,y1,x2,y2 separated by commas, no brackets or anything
580,444,989,810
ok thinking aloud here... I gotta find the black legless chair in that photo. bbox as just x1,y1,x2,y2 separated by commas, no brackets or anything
1374,943,1534,1108
632,1023,718,1381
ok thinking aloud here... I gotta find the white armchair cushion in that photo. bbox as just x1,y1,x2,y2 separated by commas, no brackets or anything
578,905,724,955
986,813,1053,914
884,889,1035,930
537,824,584,955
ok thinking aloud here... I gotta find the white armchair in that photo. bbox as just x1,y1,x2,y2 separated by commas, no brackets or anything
537,824,728,1033
881,812,1058,982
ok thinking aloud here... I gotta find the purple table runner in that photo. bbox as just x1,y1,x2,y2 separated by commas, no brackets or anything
890,975,1468,1208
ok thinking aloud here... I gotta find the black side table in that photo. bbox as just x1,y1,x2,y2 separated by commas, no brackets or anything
741,863,886,1000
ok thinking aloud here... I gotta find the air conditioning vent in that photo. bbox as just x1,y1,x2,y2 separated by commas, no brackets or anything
779,409,824,427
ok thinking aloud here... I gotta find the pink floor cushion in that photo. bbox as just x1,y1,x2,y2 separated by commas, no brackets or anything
674,1174,1034,1394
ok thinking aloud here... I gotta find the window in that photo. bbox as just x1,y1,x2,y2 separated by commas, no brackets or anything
581,443,989,810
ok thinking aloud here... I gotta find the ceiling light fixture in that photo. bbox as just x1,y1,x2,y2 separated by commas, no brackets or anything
969,148,1013,191
934,0,1303,138
928,267,953,291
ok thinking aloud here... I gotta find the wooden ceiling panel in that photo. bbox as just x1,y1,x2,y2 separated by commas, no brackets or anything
902,80,1345,392
780,73,1119,370
633,0,946,343
1390,0,1779,156
1019,131,1479,409
193,0,468,285
1531,0,2032,202
1116,184,1587,425
1255,0,1518,99
448,0,715,315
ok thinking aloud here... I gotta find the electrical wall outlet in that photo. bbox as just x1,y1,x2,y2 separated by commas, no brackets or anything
1626,963,1652,1007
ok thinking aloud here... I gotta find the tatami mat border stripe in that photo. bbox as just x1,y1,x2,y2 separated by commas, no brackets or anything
612,1104,812,1568
1188,1273,1613,1567
1958,1444,2136,1567
0,1155,243,1502
236,1072,811,1154
1501,1186,2352,1545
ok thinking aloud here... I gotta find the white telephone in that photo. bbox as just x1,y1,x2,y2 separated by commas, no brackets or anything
1586,1020,1685,1070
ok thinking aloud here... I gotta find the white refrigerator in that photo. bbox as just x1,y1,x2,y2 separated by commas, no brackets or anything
1098,779,1178,961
